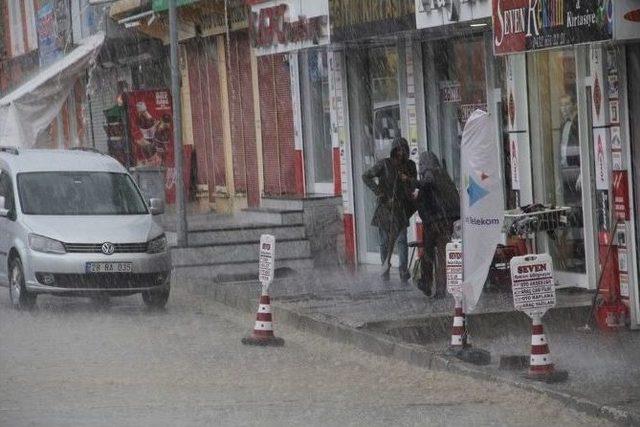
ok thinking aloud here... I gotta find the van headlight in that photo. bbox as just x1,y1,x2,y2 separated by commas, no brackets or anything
147,234,167,254
29,234,66,254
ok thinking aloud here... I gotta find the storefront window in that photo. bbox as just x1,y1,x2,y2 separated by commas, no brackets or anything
496,58,518,210
299,50,333,190
370,46,401,162
529,49,586,274
428,36,487,187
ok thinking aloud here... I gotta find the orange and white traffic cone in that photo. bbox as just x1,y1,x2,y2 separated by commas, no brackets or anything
447,297,491,365
526,315,567,382
450,297,469,350
241,291,285,346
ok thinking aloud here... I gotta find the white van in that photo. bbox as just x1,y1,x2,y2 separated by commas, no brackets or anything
0,147,171,309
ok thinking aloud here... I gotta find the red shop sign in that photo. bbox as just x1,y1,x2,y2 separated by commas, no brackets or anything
249,4,327,49
613,171,630,221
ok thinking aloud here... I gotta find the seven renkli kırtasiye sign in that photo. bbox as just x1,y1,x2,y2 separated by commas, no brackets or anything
492,0,612,54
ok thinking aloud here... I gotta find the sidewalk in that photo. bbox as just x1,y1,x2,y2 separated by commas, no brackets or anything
178,266,640,425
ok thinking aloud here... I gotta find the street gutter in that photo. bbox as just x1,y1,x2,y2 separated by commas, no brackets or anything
188,278,638,426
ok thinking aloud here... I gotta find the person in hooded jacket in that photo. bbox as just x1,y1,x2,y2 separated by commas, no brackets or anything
362,137,417,282
414,151,460,297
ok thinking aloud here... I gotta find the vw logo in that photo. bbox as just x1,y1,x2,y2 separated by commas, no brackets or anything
101,242,115,255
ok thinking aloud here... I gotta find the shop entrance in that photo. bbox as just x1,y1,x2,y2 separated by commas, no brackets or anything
348,44,403,264
527,48,595,289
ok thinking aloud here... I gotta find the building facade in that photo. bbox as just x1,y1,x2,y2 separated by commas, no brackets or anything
1,0,107,149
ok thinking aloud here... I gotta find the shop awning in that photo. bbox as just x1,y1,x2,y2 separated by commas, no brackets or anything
0,32,105,147
109,0,152,20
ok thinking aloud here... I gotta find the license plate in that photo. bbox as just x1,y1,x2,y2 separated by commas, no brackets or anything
86,262,133,273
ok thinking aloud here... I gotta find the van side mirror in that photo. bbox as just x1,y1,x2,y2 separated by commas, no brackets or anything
0,196,8,217
149,198,164,215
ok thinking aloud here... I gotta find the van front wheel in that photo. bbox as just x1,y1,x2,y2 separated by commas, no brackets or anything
142,287,169,310
9,257,36,310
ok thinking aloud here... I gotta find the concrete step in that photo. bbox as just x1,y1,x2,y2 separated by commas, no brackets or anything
174,257,313,283
171,238,311,267
186,224,306,246
261,198,305,211
240,208,304,225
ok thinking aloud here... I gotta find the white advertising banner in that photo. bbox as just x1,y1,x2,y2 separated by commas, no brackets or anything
259,234,276,289
461,110,504,312
415,0,491,28
613,0,640,41
446,241,463,297
510,253,556,318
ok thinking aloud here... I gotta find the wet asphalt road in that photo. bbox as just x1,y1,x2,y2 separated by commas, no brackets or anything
0,282,611,427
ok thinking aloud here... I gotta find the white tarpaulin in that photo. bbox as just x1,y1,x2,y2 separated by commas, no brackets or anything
460,110,504,312
0,32,105,148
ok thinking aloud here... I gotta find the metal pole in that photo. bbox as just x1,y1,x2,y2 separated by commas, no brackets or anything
169,0,188,247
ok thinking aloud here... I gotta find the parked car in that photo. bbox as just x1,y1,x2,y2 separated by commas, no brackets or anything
0,147,171,309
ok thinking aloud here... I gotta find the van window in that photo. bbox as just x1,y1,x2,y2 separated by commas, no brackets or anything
18,172,148,215
0,173,15,213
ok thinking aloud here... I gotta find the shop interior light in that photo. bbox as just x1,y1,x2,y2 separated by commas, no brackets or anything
470,22,488,27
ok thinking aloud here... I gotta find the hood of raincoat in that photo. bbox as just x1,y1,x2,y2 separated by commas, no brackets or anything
419,151,440,180
390,137,409,158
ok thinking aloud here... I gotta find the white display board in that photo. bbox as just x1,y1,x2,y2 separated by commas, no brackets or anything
446,240,463,297
510,253,556,317
259,234,276,288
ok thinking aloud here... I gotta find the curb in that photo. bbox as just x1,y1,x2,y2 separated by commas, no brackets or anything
191,280,638,426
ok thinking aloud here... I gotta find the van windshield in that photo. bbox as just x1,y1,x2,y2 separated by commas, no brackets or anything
17,172,148,215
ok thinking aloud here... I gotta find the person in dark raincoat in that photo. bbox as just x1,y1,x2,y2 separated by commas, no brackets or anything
362,137,417,282
414,151,460,297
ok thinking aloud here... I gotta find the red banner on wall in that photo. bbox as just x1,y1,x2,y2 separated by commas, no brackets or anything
126,89,190,204
613,170,630,221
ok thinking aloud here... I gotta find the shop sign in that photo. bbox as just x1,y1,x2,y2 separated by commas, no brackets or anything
37,0,69,66
613,171,630,220
459,103,487,123
612,0,640,40
492,0,612,55
593,128,610,191
249,1,329,55
611,126,622,149
446,241,463,297
330,0,415,42
510,138,520,189
37,2,61,66
440,81,461,103
510,253,556,317
616,223,630,298
416,0,491,28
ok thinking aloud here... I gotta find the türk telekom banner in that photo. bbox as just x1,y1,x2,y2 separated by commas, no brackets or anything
460,110,504,312
492,0,612,55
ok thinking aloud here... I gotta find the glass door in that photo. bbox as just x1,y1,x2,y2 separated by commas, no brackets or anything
528,48,591,288
300,50,333,195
